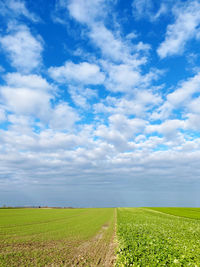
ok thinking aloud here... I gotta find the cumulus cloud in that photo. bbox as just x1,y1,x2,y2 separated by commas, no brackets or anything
88,23,148,65
49,61,105,85
67,0,106,24
54,0,153,103
57,0,149,67
109,114,147,137
55,0,156,106
158,0,200,58
2,0,200,206
69,86,98,109
1,121,200,196
146,119,185,140
0,108,6,122
152,72,200,119
103,63,141,92
94,89,162,117
0,72,80,132
184,113,200,131
187,97,200,114
0,25,43,73
0,73,53,123
102,63,158,93
167,72,200,106
49,103,79,131
5,72,51,90
95,114,147,151
1,86,50,116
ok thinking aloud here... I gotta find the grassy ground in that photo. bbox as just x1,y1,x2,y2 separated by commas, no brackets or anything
148,207,200,219
0,208,115,266
116,208,200,266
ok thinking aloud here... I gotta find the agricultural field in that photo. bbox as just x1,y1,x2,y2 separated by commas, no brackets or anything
0,208,116,266
149,207,200,220
1,207,200,266
116,208,200,266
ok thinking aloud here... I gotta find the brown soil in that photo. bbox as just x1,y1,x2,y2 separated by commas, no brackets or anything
68,211,117,267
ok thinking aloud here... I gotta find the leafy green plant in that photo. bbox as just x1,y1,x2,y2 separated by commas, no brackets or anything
116,208,200,266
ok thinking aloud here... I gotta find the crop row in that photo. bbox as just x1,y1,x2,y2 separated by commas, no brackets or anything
0,208,115,266
116,208,200,266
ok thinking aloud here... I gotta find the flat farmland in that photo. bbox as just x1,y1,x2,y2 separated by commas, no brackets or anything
0,208,116,266
148,207,200,219
116,208,200,266
1,207,200,266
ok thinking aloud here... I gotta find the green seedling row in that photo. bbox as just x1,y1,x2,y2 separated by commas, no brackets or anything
116,208,200,266
0,208,115,266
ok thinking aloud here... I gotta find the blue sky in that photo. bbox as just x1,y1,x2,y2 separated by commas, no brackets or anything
1,0,200,207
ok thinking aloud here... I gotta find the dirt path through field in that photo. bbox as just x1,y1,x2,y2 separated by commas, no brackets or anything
68,209,117,267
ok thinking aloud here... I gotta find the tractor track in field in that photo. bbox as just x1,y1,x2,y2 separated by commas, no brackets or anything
68,210,117,267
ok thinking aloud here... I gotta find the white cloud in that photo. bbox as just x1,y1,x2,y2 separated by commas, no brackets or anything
102,62,159,93
185,113,200,131
132,0,153,19
94,89,162,117
67,0,106,24
109,114,147,137
90,24,138,64
48,61,105,85
6,114,34,134
126,32,138,40
0,107,6,122
59,0,149,67
168,72,200,105
5,72,51,91
132,0,168,21
2,0,200,207
187,97,200,114
0,0,39,22
1,86,51,119
152,72,200,119
69,89,88,109
0,25,43,73
0,73,52,121
146,119,185,139
95,114,147,151
69,86,98,109
49,103,79,131
104,63,141,92
88,24,150,66
95,125,128,152
37,130,84,151
153,3,168,21
157,0,200,58
0,72,79,136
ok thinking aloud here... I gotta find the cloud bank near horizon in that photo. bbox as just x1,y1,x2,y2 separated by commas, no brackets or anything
0,0,200,207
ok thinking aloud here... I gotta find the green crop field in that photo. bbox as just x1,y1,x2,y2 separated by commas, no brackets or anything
0,208,115,266
116,208,200,266
148,207,200,220
1,207,200,266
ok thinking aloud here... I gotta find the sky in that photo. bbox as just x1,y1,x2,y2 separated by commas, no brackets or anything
1,0,200,207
